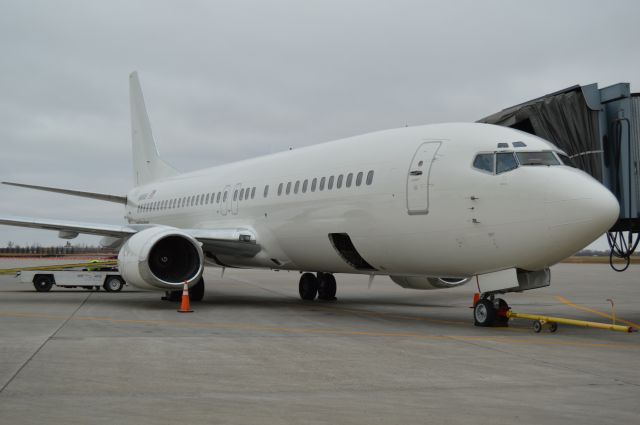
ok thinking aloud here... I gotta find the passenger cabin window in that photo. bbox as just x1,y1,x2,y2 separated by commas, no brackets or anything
294,181,300,194
251,187,256,199
473,153,494,173
302,179,308,193
337,175,343,188
264,185,269,197
496,152,518,174
346,173,353,187
286,182,291,195
311,178,317,192
366,170,374,185
328,176,334,190
356,172,363,186
245,188,250,200
278,183,283,196
516,151,560,166
320,177,326,191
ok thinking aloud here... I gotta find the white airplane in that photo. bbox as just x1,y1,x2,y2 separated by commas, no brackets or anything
0,72,619,326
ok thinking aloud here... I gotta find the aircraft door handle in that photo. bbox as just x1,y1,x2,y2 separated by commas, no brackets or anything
409,170,423,176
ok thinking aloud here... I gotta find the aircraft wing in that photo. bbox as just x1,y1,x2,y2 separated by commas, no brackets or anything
0,215,138,238
0,215,261,257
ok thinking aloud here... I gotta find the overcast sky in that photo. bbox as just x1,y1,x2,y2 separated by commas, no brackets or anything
1,0,639,250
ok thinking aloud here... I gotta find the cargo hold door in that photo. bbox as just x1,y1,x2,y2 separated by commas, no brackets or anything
406,141,441,215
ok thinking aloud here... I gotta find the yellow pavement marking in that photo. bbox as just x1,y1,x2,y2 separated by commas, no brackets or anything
555,295,640,329
0,311,636,349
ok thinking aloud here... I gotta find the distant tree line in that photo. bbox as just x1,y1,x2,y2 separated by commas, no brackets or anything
0,241,117,256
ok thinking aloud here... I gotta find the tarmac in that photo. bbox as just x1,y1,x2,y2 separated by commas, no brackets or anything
0,261,639,424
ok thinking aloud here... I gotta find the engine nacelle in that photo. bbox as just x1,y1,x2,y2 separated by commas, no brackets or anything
118,227,204,291
390,275,471,290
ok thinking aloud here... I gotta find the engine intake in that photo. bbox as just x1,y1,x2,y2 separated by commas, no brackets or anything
118,227,203,290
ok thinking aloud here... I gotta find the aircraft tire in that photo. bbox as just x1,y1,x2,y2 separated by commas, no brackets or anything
317,273,337,300
190,277,205,302
299,273,318,300
33,275,53,292
474,299,496,327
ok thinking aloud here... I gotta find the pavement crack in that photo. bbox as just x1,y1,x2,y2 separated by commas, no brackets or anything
0,292,93,395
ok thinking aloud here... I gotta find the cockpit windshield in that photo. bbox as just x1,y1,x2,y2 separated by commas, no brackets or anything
473,150,569,175
556,152,577,168
515,151,560,166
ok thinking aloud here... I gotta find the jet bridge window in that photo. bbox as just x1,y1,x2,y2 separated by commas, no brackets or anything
496,152,518,174
473,153,494,173
516,151,560,166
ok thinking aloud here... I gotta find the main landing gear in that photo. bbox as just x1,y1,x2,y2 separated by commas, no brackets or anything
162,277,205,302
299,272,337,301
473,294,510,327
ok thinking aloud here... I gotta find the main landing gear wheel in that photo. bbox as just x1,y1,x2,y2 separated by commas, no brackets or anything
474,297,510,327
317,273,337,301
299,273,319,300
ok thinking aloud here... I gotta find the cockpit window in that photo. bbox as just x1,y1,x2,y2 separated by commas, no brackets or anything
556,152,577,168
496,152,518,174
515,151,560,166
473,153,494,173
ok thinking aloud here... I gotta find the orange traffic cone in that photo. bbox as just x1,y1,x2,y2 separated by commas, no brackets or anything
177,282,193,313
472,293,481,308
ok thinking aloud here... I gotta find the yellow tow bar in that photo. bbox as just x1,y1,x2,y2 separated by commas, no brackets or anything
506,311,637,333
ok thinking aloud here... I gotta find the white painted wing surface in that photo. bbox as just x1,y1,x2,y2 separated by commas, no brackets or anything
0,216,261,257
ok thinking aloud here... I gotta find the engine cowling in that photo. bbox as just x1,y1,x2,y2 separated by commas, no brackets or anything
390,276,471,290
118,227,204,290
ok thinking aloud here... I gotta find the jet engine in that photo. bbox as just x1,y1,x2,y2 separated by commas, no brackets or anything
390,276,471,290
118,227,203,290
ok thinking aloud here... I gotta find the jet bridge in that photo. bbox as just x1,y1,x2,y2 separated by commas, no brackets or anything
478,83,640,270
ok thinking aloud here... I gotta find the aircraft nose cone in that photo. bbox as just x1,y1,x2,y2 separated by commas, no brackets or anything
546,173,619,258
588,184,620,233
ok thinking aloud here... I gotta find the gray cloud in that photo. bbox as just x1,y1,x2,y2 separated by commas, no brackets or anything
1,0,639,249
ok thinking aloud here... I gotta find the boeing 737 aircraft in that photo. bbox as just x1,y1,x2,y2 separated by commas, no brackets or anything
0,72,620,326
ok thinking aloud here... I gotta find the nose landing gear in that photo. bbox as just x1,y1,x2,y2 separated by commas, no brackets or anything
473,294,509,327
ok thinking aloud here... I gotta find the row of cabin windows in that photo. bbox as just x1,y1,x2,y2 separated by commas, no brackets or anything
136,169,375,214
136,186,257,213
276,170,374,196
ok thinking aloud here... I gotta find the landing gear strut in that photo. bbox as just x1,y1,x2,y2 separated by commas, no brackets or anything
298,272,337,301
473,294,509,327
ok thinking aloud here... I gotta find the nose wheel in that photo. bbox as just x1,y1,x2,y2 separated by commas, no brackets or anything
474,295,509,327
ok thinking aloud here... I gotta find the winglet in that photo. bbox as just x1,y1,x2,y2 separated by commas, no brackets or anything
130,71,179,186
